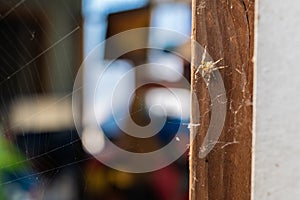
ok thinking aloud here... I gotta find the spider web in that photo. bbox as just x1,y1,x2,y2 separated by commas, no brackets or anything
0,1,194,199
0,0,87,199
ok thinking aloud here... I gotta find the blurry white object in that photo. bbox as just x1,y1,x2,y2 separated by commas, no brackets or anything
149,2,191,47
83,59,135,125
82,59,134,154
147,52,184,82
82,125,105,155
145,88,190,119
9,95,73,133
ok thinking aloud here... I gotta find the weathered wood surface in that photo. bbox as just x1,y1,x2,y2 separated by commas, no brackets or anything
190,0,255,199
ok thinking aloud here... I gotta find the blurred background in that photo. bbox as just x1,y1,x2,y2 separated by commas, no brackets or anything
0,0,192,199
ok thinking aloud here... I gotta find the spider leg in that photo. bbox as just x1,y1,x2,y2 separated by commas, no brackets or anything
195,65,201,76
212,58,223,65
211,65,228,71
210,65,228,81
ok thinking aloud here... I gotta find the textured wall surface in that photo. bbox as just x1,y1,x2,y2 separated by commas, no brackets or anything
254,0,300,199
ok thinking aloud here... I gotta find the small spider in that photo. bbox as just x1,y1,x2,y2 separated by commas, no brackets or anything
195,47,227,85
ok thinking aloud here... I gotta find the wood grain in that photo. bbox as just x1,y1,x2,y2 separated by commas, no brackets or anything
190,0,255,199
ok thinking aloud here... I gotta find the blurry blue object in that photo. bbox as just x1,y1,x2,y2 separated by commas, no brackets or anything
100,115,189,146
100,114,123,139
2,170,37,192
157,117,189,145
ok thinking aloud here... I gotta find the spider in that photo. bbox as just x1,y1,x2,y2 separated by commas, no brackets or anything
195,47,227,85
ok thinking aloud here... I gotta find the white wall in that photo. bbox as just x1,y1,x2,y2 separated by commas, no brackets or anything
254,0,300,199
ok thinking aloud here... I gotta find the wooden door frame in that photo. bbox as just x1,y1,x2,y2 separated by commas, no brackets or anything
190,0,255,199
